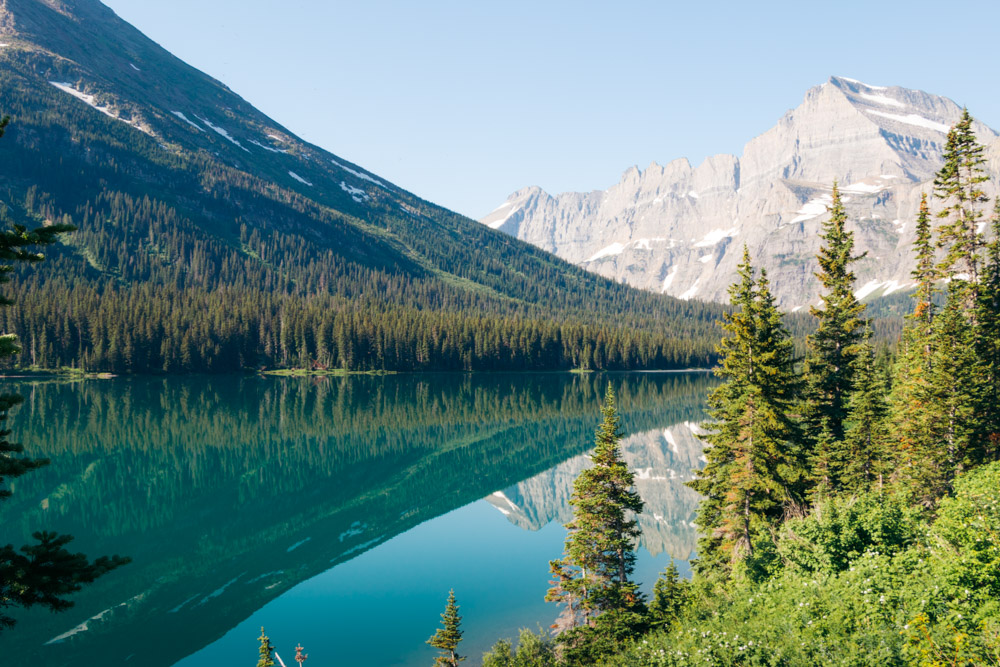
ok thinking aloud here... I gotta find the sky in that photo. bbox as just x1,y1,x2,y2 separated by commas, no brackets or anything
100,0,1000,220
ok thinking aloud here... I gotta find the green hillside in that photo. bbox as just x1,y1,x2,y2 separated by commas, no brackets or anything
0,0,724,373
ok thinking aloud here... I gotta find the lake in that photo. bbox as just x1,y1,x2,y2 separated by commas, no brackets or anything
0,372,713,666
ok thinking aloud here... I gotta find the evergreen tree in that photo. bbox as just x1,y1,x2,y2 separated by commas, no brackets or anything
257,627,276,667
978,201,1000,461
802,183,866,497
688,248,802,574
928,285,982,489
933,108,990,316
912,193,937,342
648,560,686,630
427,589,464,667
888,194,942,497
546,385,646,662
843,324,888,493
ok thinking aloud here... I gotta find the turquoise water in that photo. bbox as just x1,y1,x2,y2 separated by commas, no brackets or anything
0,372,711,666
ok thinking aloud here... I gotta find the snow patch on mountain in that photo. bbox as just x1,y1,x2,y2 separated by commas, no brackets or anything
693,227,739,248
288,171,312,186
679,278,701,301
171,111,203,132
857,92,905,108
586,242,627,262
340,181,370,202
193,114,249,152
50,82,153,136
866,110,950,134
661,266,678,293
331,159,385,187
249,139,288,154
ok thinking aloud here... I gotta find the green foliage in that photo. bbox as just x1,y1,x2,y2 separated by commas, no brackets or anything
547,385,646,662
257,627,275,667
842,324,889,493
802,183,867,497
648,561,687,630
427,589,464,667
688,248,802,574
933,109,990,300
605,465,1000,667
482,628,556,667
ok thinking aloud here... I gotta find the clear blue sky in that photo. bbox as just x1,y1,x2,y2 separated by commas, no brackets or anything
101,0,1000,219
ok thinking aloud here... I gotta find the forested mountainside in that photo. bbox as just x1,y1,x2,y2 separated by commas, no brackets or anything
0,0,723,373
482,76,1000,309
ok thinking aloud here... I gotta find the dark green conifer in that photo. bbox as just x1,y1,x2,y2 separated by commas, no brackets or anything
978,202,1000,460
547,385,646,662
257,627,276,667
648,560,686,630
933,109,990,315
688,248,802,573
843,324,888,493
802,183,866,497
427,589,464,666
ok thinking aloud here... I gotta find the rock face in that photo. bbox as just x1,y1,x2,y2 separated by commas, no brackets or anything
486,422,707,561
481,77,1000,308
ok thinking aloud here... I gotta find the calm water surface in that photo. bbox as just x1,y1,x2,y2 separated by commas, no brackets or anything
0,372,712,666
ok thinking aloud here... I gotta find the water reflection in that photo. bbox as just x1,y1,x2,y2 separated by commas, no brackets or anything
0,372,713,666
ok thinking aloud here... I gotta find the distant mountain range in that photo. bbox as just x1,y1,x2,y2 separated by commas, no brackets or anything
0,0,723,372
481,76,1000,309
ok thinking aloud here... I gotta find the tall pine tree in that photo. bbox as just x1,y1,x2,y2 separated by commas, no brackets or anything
888,194,941,497
933,108,990,316
547,385,646,662
978,201,1000,461
802,182,866,497
427,589,464,667
688,248,802,574
843,324,888,493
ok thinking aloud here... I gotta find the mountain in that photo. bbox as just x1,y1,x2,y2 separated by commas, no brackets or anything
0,0,724,373
481,76,1000,309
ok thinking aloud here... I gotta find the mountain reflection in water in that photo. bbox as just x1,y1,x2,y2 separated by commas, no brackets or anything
0,372,713,666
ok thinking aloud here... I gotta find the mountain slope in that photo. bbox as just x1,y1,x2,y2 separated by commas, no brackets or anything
0,0,724,372
481,76,1000,308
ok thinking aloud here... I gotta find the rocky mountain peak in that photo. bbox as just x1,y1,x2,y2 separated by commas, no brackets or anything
481,77,999,308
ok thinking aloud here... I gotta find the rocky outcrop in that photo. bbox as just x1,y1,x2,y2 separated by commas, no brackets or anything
481,77,999,308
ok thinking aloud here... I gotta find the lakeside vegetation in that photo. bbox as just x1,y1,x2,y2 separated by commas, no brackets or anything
397,111,1000,667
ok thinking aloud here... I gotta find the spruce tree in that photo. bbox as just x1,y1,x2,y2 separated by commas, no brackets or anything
648,560,686,630
978,201,1000,461
427,589,464,666
257,627,276,667
912,193,937,341
933,109,990,315
688,248,802,574
928,285,982,489
547,385,646,662
843,324,888,493
888,194,942,496
802,182,866,497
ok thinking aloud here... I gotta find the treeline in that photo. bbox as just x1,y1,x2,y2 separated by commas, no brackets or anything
0,281,715,372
